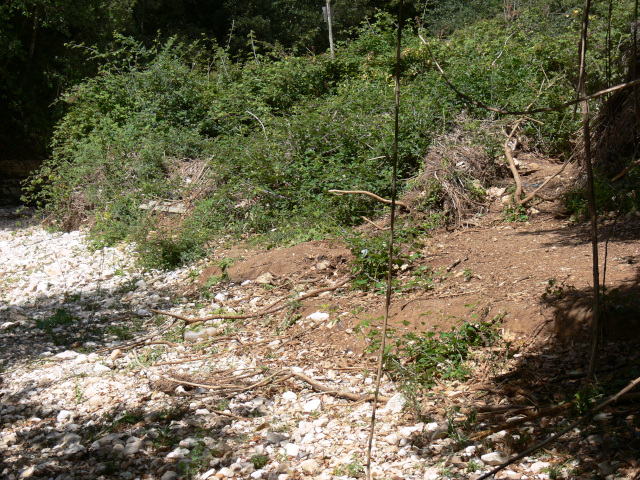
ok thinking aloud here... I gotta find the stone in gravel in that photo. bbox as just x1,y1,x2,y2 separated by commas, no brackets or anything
250,470,264,479
481,451,509,466
73,354,88,364
426,422,448,440
297,421,314,435
121,439,143,457
313,417,329,427
593,412,612,421
495,470,522,480
179,437,198,447
285,443,300,457
201,469,216,480
587,434,604,445
282,391,297,402
399,426,418,437
385,434,399,445
530,461,550,473
256,273,274,284
464,445,477,456
166,447,190,459
4,432,18,445
19,466,36,478
306,311,329,322
303,398,321,412
63,443,86,455
93,364,111,374
56,410,73,423
210,440,231,457
160,472,179,480
217,467,233,477
266,432,287,445
300,459,319,475
383,393,406,414
55,350,78,359
423,467,439,480
598,462,615,475
61,433,81,445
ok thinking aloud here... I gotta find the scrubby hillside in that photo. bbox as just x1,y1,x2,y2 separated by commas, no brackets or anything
23,2,640,270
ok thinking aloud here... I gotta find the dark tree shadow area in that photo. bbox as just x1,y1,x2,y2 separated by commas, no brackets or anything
456,262,640,477
1,268,267,478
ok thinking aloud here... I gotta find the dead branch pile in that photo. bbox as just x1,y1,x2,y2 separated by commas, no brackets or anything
586,47,640,180
403,118,508,226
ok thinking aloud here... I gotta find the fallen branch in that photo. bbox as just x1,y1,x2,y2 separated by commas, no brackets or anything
95,317,177,354
612,158,640,181
518,157,572,206
152,276,351,326
505,119,526,203
469,402,573,441
210,409,248,420
476,374,640,480
137,355,390,404
329,189,410,210
362,216,390,231
287,370,391,403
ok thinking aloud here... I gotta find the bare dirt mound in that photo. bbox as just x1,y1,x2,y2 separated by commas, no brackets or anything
226,241,352,283
193,196,640,358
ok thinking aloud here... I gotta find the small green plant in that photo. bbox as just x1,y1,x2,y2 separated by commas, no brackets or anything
502,203,529,222
574,384,603,414
542,278,575,301
542,464,563,480
177,439,210,478
345,454,365,478
440,466,454,478
333,454,365,478
36,308,75,333
363,319,501,419
106,324,134,341
466,459,482,473
96,462,117,475
463,268,473,281
36,308,77,345
446,406,470,446
74,384,85,404
346,234,409,290
250,454,269,469
408,264,435,290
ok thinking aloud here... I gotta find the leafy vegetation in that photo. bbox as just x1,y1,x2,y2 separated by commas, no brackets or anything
359,317,502,418
565,166,640,220
16,0,640,268
346,233,409,290
36,308,77,345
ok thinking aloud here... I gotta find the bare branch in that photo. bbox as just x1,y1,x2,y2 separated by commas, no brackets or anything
417,33,640,115
329,189,410,210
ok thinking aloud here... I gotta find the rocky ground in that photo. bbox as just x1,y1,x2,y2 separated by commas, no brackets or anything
1,202,640,480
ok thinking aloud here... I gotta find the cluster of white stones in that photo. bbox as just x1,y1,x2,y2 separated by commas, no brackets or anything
0,215,617,480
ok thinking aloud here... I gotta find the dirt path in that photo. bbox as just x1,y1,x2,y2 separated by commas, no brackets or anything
2,193,640,479
198,204,640,353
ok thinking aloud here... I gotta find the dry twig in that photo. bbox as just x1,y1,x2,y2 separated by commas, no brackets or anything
329,189,410,210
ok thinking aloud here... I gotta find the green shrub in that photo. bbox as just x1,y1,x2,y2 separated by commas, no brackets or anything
25,4,639,268
346,233,409,290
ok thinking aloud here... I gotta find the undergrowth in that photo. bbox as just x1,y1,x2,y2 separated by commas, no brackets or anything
23,4,638,268
359,317,502,419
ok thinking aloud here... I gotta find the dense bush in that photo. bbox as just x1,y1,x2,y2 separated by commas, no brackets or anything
25,3,639,268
